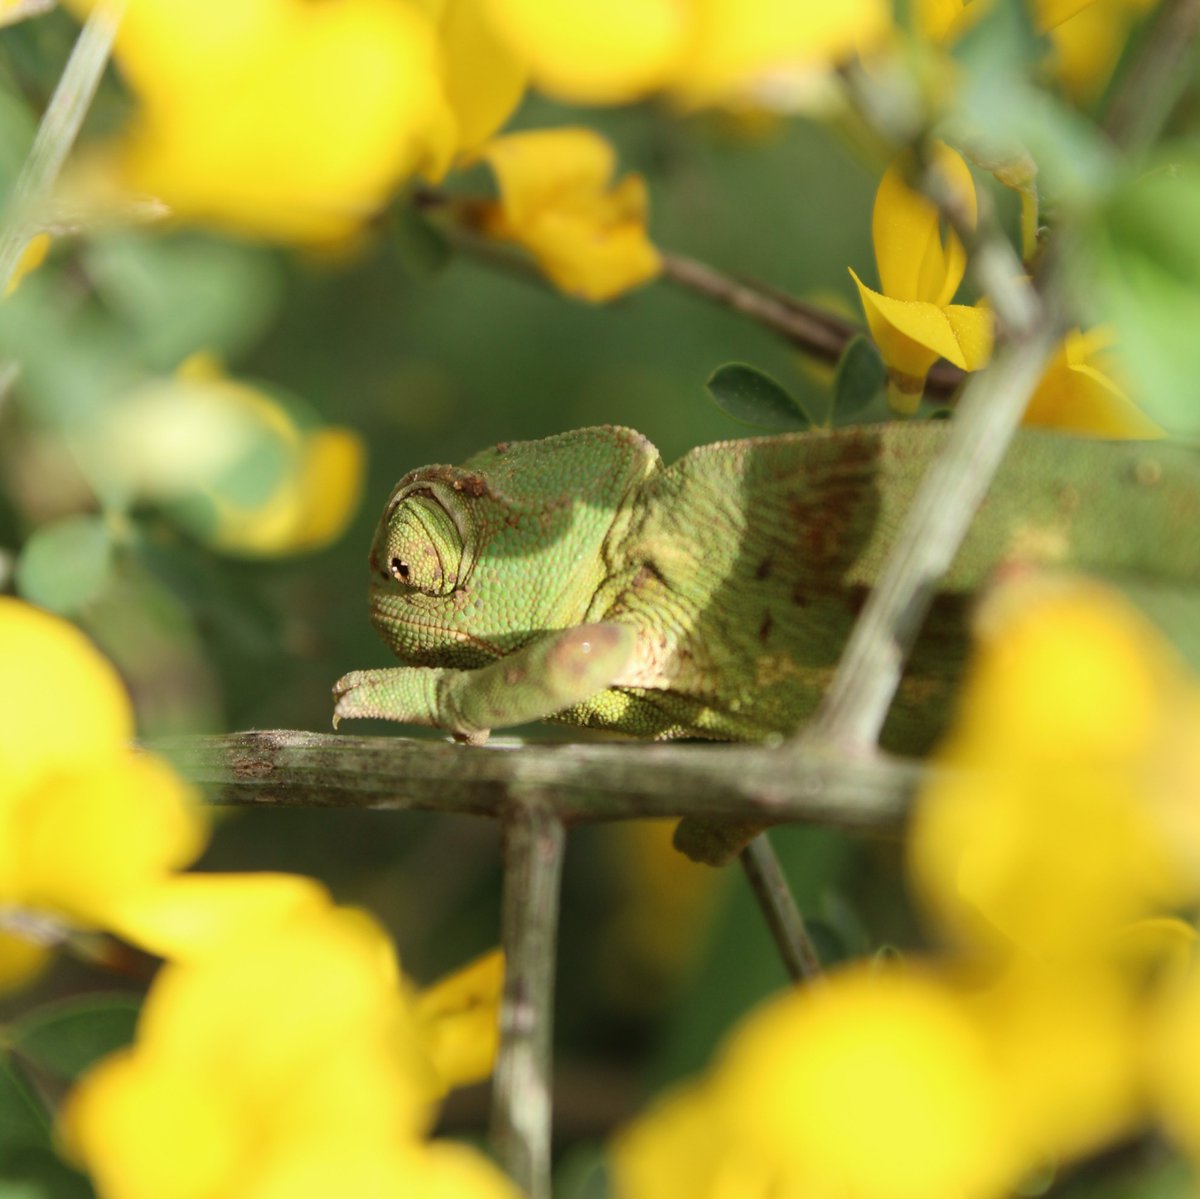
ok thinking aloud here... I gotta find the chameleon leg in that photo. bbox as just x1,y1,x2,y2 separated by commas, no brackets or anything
333,622,637,743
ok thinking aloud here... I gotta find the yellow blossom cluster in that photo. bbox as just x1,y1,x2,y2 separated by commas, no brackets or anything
613,574,1200,1198
0,597,510,1199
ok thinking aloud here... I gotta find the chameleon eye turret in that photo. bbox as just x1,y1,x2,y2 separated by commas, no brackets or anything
377,491,465,597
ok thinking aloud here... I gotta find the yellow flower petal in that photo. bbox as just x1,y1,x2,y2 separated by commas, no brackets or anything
431,0,527,161
415,948,504,1091
851,269,993,381
109,872,332,962
97,0,449,242
910,575,1198,958
4,232,50,297
9,751,208,927
0,598,132,795
714,965,1021,1199
873,144,974,305
482,128,661,302
483,0,687,104
1024,327,1163,439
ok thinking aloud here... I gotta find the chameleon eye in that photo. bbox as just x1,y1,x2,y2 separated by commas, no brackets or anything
381,492,464,596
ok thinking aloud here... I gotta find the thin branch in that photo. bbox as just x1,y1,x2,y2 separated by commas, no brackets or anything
739,835,823,983
1102,0,1200,153
0,0,123,293
411,188,967,398
490,806,565,1199
150,730,921,830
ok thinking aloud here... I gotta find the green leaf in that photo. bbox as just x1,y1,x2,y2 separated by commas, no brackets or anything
15,515,113,615
0,1059,50,1152
704,362,811,431
831,335,885,421
9,996,140,1083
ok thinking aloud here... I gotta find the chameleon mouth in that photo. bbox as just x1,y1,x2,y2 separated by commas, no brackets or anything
368,587,504,657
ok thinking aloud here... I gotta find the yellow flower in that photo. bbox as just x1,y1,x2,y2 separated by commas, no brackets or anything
1044,0,1159,103
966,959,1146,1165
424,0,528,168
909,573,1199,960
62,907,514,1199
67,0,448,243
613,963,1023,1199
850,143,994,413
105,353,366,557
1023,327,1163,438
480,127,661,302
0,598,208,954
484,0,888,107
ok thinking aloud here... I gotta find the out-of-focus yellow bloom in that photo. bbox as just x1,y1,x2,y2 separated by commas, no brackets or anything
613,963,1023,1199
426,0,528,164
481,128,661,302
485,0,888,107
153,353,365,557
63,907,515,1199
0,598,208,962
415,948,504,1093
910,574,1199,960
1024,327,1163,438
967,959,1145,1164
1044,0,1160,103
850,143,993,413
67,0,446,243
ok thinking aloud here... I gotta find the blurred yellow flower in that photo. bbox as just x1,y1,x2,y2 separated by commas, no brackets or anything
1045,0,1159,103
484,0,888,107
481,127,661,302
850,143,993,413
1149,957,1200,1167
967,959,1146,1164
63,906,514,1199
910,574,1199,959
129,353,366,557
0,598,208,961
0,923,54,992
613,963,1023,1199
1024,327,1163,438
67,0,447,243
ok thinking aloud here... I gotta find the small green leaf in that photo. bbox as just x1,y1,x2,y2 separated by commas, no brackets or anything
705,362,811,431
831,335,885,421
0,1058,50,1152
15,515,113,615
10,996,140,1083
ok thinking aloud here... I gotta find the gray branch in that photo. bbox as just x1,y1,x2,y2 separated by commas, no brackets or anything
151,730,920,830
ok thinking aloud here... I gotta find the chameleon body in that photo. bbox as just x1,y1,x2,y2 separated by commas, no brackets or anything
334,423,1200,807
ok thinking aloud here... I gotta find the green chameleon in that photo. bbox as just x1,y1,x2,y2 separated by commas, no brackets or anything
333,423,1200,853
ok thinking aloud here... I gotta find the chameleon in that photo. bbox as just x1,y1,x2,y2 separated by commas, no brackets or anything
333,423,1200,859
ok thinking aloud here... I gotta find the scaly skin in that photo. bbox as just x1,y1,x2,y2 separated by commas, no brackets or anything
334,423,1200,821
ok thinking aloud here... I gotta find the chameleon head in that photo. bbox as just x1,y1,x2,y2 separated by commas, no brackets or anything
366,428,662,668
367,471,487,666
